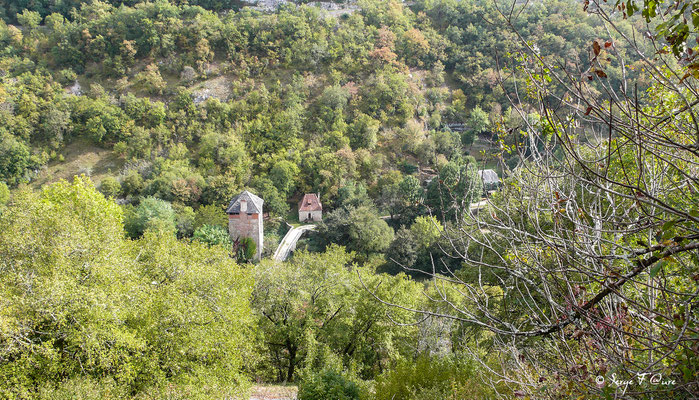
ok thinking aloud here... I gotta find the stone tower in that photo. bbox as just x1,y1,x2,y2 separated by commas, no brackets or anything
226,190,264,260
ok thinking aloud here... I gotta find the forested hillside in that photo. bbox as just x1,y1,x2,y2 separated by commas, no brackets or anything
0,0,655,262
1,0,697,398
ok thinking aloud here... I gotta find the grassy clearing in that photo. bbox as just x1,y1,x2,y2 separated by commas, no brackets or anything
191,73,233,101
284,209,302,228
31,139,123,189
467,136,501,172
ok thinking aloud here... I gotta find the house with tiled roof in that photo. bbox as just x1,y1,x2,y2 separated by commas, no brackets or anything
298,193,322,222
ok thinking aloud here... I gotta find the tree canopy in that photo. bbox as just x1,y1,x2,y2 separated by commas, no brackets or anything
0,177,254,398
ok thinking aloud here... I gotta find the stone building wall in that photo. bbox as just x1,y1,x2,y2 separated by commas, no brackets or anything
298,210,322,222
228,212,263,260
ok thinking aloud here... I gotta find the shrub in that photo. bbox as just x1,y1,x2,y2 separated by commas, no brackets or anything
180,66,197,83
37,377,125,400
398,161,418,174
135,63,166,95
113,141,128,157
174,203,195,238
55,69,77,86
194,204,228,230
193,224,231,247
373,354,482,400
262,233,281,257
99,176,121,198
124,196,176,238
0,134,31,186
298,370,360,400
121,170,144,196
0,181,9,205
234,237,256,262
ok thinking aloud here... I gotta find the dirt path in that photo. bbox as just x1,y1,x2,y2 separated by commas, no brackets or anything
249,385,297,400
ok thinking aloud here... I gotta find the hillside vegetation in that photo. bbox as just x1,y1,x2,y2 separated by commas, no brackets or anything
1,0,698,399
0,0,653,264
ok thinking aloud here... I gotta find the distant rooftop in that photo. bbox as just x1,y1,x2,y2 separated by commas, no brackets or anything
478,169,500,184
299,193,322,212
226,190,264,214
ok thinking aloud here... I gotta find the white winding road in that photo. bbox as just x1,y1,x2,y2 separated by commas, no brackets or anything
272,225,316,261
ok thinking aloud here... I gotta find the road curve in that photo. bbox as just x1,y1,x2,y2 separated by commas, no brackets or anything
272,225,315,261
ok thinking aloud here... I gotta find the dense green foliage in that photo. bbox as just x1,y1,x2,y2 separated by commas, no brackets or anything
235,236,257,262
1,0,694,398
0,181,9,204
0,0,652,269
0,177,254,398
373,354,494,400
124,196,177,237
298,370,361,400
252,245,422,382
192,223,231,246
0,0,647,210
314,206,394,258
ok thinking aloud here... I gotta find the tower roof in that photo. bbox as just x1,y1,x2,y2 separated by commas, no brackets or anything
478,169,499,184
299,193,322,212
226,190,264,214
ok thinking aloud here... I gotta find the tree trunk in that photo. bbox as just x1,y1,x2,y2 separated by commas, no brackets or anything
286,341,297,382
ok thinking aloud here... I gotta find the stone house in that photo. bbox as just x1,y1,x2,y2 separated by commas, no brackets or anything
226,190,264,260
298,193,322,222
